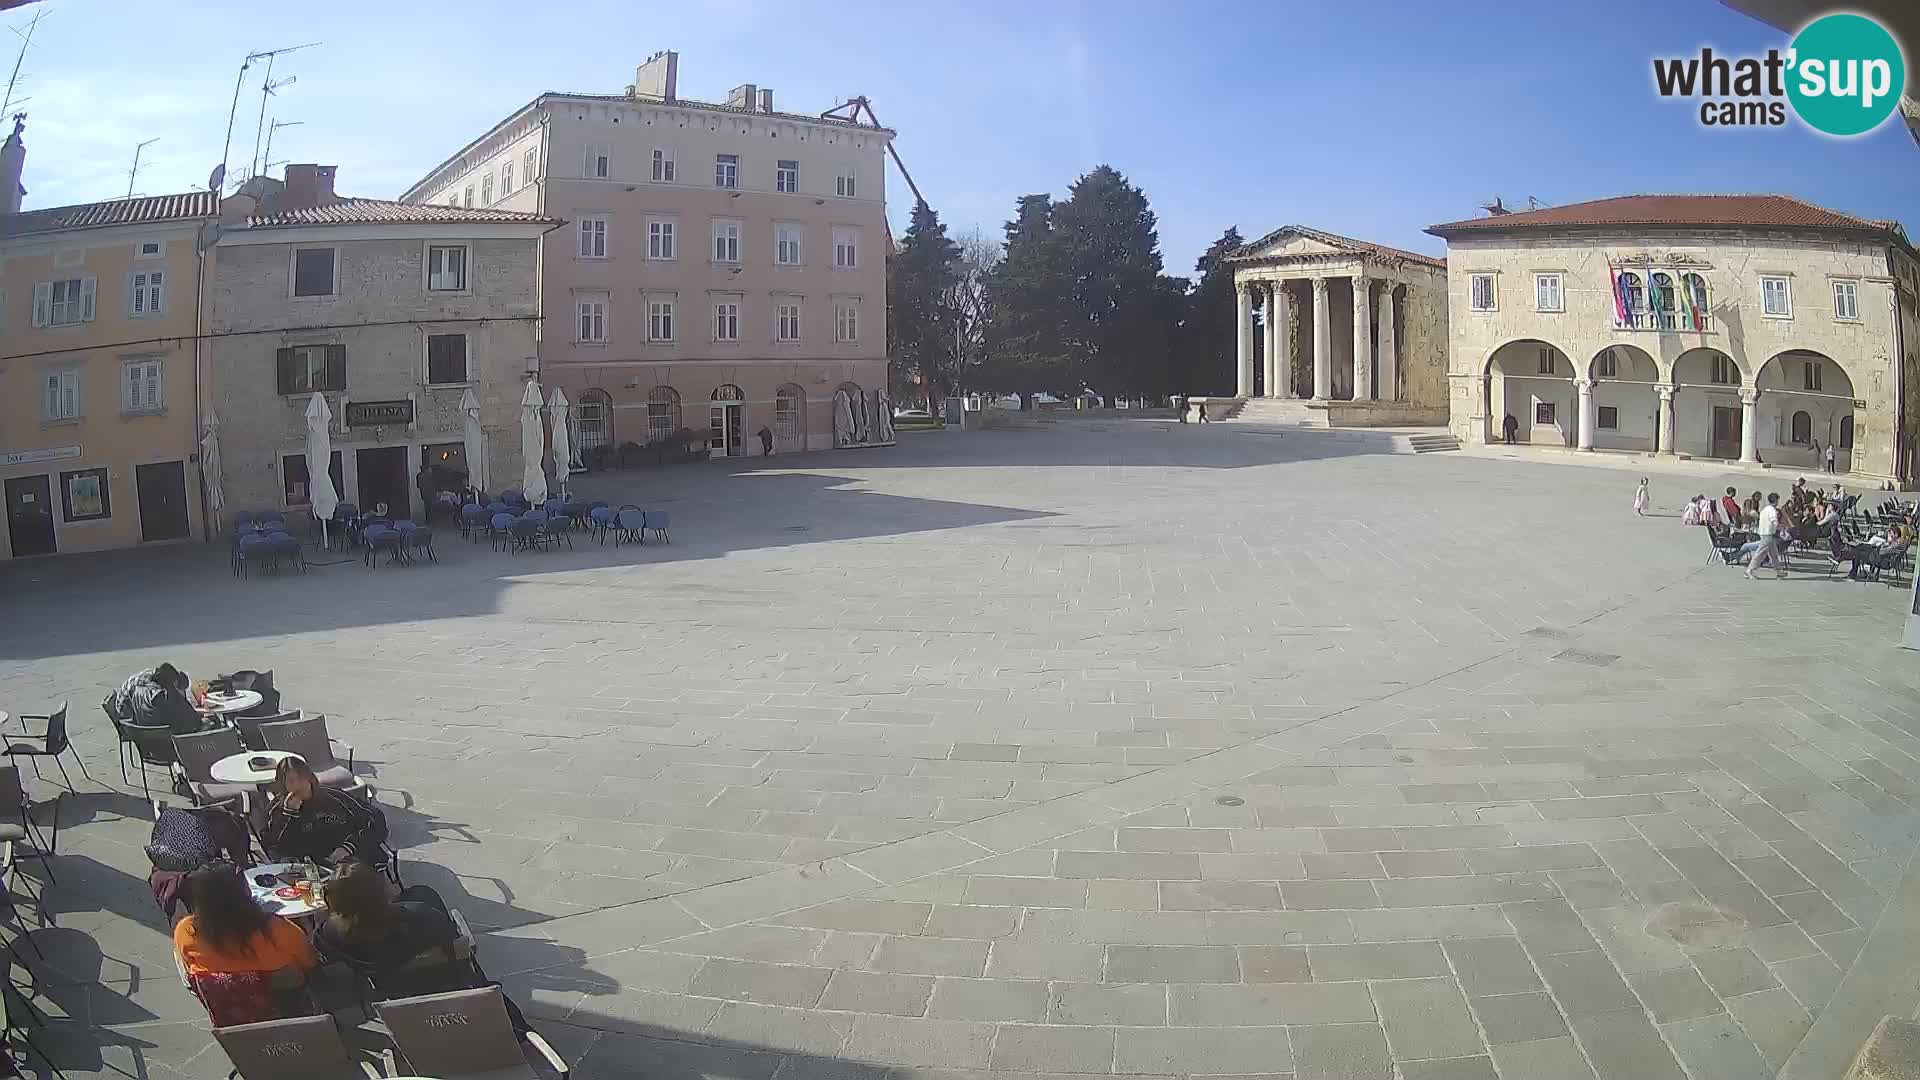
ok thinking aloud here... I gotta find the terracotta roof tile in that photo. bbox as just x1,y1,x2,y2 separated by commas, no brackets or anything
1426,194,1898,237
550,91,891,133
1231,224,1446,269
245,198,560,229
1,191,217,239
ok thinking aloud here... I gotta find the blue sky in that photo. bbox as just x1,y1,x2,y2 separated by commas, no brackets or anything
5,0,1914,273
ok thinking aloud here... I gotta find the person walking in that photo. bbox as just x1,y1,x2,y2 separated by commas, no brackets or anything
1632,478,1650,516
1502,413,1520,444
1747,492,1787,580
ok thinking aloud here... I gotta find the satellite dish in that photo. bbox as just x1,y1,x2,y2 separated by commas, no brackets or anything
207,163,225,192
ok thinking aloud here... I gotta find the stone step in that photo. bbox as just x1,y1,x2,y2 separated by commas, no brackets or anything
1230,400,1327,427
1403,434,1461,454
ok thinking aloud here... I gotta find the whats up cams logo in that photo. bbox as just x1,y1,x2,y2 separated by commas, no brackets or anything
1653,12,1907,136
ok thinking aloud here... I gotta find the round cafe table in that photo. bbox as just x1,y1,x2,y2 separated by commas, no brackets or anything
245,861,330,920
196,689,263,718
210,749,296,785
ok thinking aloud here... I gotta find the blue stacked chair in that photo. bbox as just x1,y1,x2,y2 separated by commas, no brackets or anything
543,514,575,550
264,530,304,573
460,504,489,541
489,512,516,551
589,506,615,545
642,510,671,544
362,524,404,568
614,508,646,546
508,516,542,554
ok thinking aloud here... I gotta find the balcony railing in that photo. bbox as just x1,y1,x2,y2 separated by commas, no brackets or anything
1614,308,1711,333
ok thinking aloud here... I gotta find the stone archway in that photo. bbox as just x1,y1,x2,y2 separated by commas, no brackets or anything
1484,339,1575,445
1755,349,1856,473
1587,345,1660,452
1670,346,1746,461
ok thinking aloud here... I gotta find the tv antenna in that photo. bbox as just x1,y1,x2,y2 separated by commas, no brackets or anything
249,74,297,180
126,136,158,198
213,41,318,191
2,8,46,117
261,119,302,178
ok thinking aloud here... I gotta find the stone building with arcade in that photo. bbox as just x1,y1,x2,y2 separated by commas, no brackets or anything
1427,194,1920,485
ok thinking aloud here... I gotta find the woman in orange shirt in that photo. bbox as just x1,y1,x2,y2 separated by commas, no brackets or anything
173,863,317,1025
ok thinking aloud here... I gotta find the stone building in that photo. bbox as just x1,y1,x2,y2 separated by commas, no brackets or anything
206,166,559,521
1426,195,1920,484
1225,226,1450,425
399,51,893,459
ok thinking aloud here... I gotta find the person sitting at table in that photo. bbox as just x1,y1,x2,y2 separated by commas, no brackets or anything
114,663,205,735
314,862,531,1031
173,861,318,1025
262,757,388,867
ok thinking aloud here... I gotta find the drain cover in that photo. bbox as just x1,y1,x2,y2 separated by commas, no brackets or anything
1214,795,1245,807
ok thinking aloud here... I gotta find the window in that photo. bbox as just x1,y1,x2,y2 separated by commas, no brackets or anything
123,357,163,413
576,389,613,457
775,385,802,441
1619,271,1644,321
1469,273,1495,312
1833,280,1859,321
276,344,346,394
1649,272,1675,326
1595,350,1618,379
426,333,470,385
647,386,681,442
136,240,164,258
578,214,608,258
500,159,514,195
427,245,468,291
648,298,675,342
1761,275,1792,317
292,248,336,298
523,146,537,183
1598,406,1619,430
1790,410,1813,444
714,300,740,341
59,467,110,522
1840,414,1854,449
712,220,740,263
43,369,79,421
836,298,860,343
776,223,802,265
576,293,608,343
481,174,494,205
463,186,474,208
584,143,611,179
129,269,164,317
832,227,860,270
715,153,738,189
776,159,798,193
1710,355,1738,385
1682,273,1708,319
283,451,344,508
835,168,856,198
1534,273,1563,312
651,147,676,182
33,277,95,327
777,302,800,342
647,219,676,260
1803,360,1824,392
1535,401,1556,426
1536,348,1556,376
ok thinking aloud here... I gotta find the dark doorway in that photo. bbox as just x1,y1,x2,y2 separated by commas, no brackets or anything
356,446,411,519
1711,406,1742,460
136,461,191,542
4,475,56,557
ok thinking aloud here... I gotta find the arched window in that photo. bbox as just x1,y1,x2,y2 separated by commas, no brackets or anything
711,384,744,401
1790,410,1812,445
1618,272,1644,326
646,386,681,442
775,384,805,446
575,388,613,457
1681,273,1708,328
1649,272,1675,328
1839,414,1854,449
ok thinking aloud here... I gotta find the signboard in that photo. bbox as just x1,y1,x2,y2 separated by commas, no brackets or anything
0,444,82,468
345,400,414,427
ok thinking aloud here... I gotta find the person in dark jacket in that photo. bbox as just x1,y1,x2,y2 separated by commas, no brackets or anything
116,663,205,735
262,758,386,866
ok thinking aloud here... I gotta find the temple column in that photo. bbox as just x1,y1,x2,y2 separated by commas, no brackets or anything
1261,284,1279,397
1352,275,1374,401
1377,285,1397,402
1576,378,1595,451
1235,284,1253,398
1740,388,1760,463
1271,283,1294,399
1656,384,1676,455
1311,278,1332,400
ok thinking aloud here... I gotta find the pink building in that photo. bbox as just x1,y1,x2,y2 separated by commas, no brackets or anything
401,52,894,460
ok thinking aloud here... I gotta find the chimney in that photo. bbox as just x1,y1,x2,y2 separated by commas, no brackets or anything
282,164,338,209
0,115,25,216
632,50,679,102
758,88,775,114
727,84,758,111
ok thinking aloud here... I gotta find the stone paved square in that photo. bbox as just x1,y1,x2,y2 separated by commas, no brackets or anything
5,418,1920,1078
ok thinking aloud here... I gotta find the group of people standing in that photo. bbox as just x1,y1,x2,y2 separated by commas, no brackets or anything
1660,475,1913,581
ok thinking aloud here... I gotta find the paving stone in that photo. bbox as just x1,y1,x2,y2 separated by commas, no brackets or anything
688,959,833,1007
985,942,1107,982
1503,899,1601,955
1170,982,1378,1026
1349,906,1511,941
1049,982,1168,1026
1578,906,1691,974
1689,946,1777,998
703,1001,855,1056
1379,851,1473,878
1240,945,1312,983
1776,888,1861,936
924,904,1021,939
1290,1021,1392,1080
1534,951,1639,1017
1306,942,1448,981
1721,985,1811,1068
1465,845,1602,874
844,1015,995,1069
1115,1026,1295,1074
925,977,1050,1021
1117,826,1234,852
1771,951,1844,1011
1160,880,1285,910
1488,1035,1600,1080
1658,1012,1772,1080
1301,853,1388,879
1281,881,1381,910
1321,828,1400,852
1106,944,1240,983
1444,936,1544,997
1626,966,1724,1022
817,970,936,1016
1394,1056,1499,1080
1055,851,1203,880
988,1023,1117,1072
1567,1008,1688,1080
872,936,991,977
1370,977,1484,1060
1468,991,1570,1045
964,876,1088,908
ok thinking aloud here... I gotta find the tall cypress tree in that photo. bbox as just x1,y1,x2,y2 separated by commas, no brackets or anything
982,194,1071,398
1052,166,1173,399
887,201,962,404
1178,227,1245,397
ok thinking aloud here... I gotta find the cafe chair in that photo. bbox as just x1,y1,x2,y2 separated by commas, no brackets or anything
170,729,257,815
220,671,280,718
378,986,569,1079
257,716,365,799
643,510,671,544
0,768,56,886
215,1013,379,1080
4,703,88,792
0,947,62,1079
110,710,180,801
233,709,301,754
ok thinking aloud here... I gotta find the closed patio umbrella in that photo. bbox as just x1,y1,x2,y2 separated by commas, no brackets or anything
519,380,548,506
460,387,489,496
548,387,572,497
304,393,339,548
201,411,225,530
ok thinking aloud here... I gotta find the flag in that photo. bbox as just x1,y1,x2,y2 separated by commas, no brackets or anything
1609,265,1627,326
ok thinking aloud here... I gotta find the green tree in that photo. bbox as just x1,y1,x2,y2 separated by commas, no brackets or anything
886,201,963,405
1177,226,1245,396
981,194,1071,399
1052,165,1176,399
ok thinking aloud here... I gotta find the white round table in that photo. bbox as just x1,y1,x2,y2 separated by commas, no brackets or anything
210,749,296,785
197,689,263,717
245,861,329,919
